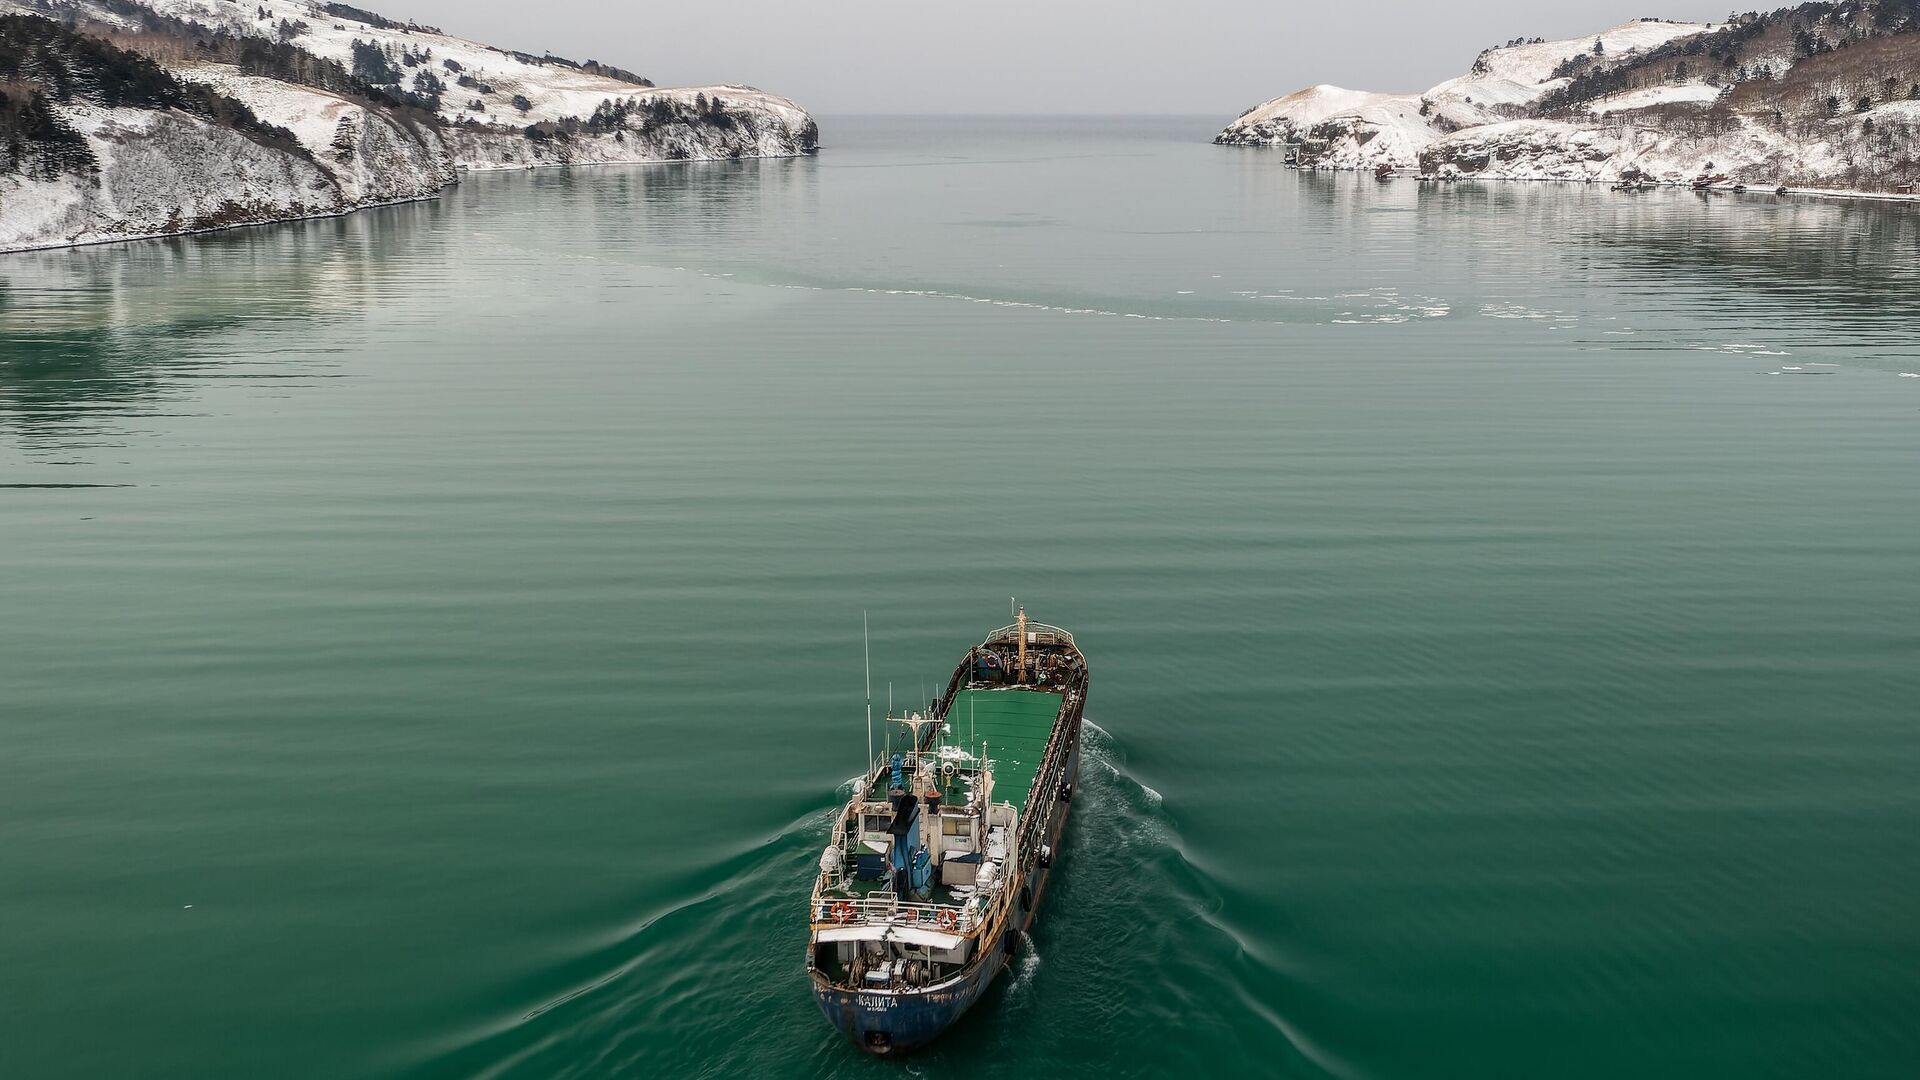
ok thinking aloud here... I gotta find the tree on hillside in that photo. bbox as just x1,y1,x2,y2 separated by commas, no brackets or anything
410,70,443,110
350,38,400,84
329,115,358,163
0,86,98,180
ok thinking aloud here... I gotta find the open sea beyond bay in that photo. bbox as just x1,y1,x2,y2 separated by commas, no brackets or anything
3,116,1918,1079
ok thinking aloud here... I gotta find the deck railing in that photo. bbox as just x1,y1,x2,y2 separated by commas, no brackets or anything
809,886,984,934
982,621,1075,645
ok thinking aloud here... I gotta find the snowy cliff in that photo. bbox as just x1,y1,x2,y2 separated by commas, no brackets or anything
1218,4,1920,194
0,0,817,252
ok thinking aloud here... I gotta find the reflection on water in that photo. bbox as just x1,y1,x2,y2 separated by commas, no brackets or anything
0,209,421,464
8,130,1920,474
1576,192,1920,336
0,156,830,476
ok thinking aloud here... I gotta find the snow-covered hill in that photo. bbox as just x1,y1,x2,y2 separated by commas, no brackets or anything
0,0,817,251
1217,5,1920,195
1218,21,1708,168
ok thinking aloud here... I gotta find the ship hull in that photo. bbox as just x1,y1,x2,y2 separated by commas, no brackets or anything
814,742,1079,1055
811,938,1001,1055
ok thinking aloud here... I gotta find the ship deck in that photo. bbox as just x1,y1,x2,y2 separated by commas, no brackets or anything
947,687,1063,814
834,874,974,910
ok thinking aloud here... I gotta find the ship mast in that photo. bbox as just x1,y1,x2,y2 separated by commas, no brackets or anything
864,612,873,776
1016,605,1028,683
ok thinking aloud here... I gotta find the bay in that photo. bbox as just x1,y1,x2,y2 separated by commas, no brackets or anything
2,116,1917,1079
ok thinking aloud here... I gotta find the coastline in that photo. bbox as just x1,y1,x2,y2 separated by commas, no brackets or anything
0,147,815,257
13,142,1907,260
452,146,814,176
0,192,445,257
1239,152,1920,207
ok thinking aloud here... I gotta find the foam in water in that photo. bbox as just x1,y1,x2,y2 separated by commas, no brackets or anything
1003,931,1042,997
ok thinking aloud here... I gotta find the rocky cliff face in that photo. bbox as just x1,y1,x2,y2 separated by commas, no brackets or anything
0,0,817,252
1218,4,1920,194
3,101,355,250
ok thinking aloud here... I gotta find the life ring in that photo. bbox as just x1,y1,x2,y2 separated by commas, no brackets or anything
830,902,855,924
936,909,958,931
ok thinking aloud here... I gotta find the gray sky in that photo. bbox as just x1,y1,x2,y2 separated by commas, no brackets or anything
381,2,1727,115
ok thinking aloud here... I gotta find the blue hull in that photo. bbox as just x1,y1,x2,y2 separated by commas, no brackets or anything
813,745,1078,1056
812,942,1009,1055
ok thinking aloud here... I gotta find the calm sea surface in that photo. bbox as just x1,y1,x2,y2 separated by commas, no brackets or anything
3,117,1918,1079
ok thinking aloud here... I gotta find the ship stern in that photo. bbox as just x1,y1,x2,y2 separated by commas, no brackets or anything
812,976,978,1056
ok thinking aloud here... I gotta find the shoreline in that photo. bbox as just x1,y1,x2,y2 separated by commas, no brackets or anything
16,136,1910,259
453,147,813,177
0,149,814,257
0,191,447,257
1244,154,1920,206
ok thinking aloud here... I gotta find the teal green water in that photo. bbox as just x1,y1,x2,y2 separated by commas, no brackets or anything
3,117,1919,1079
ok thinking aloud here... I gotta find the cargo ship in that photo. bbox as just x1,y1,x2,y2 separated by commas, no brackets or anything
807,610,1088,1055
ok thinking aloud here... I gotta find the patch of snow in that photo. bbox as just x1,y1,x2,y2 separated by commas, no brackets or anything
1588,82,1724,115
1865,100,1920,122
1219,85,1437,169
1230,84,1408,133
1464,21,1709,88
